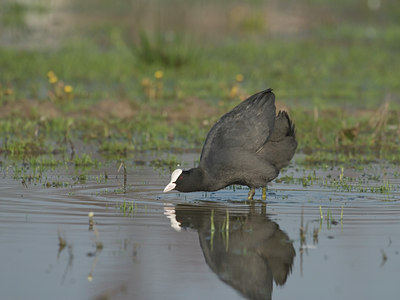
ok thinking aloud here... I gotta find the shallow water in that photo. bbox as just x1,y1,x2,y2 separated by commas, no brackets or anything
1,153,400,300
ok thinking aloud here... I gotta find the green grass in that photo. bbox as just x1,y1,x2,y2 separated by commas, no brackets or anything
118,199,136,217
150,155,181,172
1,30,400,106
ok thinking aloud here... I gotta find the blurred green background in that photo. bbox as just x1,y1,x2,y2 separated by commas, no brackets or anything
1,0,399,106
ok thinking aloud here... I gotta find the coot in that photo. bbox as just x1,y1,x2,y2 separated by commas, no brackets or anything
163,88,297,200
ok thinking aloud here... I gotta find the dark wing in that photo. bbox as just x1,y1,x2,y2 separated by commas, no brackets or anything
266,111,296,143
257,110,297,170
200,89,276,168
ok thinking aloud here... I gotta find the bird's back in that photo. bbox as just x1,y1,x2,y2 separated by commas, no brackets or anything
200,89,276,170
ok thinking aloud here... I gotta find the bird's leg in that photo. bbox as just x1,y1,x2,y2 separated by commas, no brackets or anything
247,187,255,201
262,186,267,200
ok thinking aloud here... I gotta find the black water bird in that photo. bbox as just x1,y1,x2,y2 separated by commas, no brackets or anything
163,88,297,200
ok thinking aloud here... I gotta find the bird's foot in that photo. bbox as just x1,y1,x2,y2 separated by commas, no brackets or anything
247,188,255,201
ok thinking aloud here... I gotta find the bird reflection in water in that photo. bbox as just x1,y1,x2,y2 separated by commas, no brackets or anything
164,202,295,300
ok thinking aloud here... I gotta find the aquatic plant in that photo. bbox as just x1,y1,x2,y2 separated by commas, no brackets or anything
118,199,135,217
73,154,99,167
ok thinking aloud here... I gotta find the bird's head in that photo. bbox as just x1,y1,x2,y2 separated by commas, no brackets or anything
163,169,184,192
163,168,203,193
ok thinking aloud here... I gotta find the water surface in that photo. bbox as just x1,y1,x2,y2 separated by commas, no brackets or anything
1,153,399,299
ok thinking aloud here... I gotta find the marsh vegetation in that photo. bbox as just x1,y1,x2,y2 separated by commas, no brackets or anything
1,0,400,299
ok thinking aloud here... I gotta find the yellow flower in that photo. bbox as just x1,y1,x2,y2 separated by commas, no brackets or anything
49,75,58,84
154,70,163,79
4,88,13,95
235,74,244,82
228,85,240,99
64,85,73,93
230,85,239,96
47,70,55,78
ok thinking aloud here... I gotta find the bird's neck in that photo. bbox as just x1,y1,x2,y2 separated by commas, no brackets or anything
186,167,224,192
185,167,206,192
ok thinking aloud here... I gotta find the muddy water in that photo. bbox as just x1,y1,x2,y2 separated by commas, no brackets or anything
1,153,400,300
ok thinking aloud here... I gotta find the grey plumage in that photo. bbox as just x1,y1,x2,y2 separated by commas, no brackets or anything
165,88,297,194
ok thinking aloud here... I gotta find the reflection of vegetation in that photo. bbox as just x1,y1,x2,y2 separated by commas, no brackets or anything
57,230,67,257
87,212,103,282
56,230,74,284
